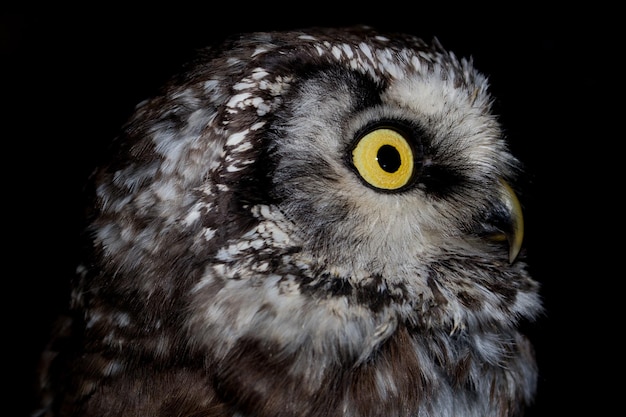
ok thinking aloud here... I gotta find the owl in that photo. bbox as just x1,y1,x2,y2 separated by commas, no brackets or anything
33,25,542,417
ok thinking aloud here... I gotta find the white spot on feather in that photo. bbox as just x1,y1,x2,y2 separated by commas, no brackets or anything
233,81,256,90
226,165,244,172
154,180,180,202
203,228,216,241
341,43,355,59
331,45,342,60
251,68,269,79
251,47,268,57
227,93,252,108
226,130,248,146
183,208,201,226
232,141,253,153
203,79,219,92
358,42,375,64
250,121,265,131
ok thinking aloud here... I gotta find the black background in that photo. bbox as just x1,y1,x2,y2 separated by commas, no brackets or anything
4,8,612,417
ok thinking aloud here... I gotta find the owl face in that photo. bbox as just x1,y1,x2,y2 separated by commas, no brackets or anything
267,66,511,269
38,26,542,417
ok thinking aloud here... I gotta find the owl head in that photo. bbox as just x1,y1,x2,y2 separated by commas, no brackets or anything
40,26,542,417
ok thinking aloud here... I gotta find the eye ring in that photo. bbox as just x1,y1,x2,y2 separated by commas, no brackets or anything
351,127,416,190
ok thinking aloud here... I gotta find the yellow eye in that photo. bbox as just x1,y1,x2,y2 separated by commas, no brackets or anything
351,128,415,190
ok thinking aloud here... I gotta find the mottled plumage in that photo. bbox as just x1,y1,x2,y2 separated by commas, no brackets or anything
33,26,542,417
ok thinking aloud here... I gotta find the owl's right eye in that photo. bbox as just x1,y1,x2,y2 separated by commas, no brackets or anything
351,127,416,191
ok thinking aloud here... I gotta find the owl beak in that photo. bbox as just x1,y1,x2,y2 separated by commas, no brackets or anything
495,179,524,264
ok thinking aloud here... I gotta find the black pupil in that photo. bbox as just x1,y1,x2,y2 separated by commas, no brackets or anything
377,145,401,173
